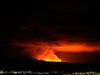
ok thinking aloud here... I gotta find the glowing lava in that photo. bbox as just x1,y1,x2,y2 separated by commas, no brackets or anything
35,49,61,62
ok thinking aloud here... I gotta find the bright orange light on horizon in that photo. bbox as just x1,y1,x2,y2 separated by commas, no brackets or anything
43,57,61,62
12,40,100,63
34,49,61,62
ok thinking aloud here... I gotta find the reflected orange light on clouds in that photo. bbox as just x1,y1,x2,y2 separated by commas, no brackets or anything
12,40,100,62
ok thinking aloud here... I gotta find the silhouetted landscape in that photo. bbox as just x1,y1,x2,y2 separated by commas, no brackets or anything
0,58,100,72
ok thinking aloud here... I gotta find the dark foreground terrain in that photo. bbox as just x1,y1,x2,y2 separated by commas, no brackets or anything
0,59,100,72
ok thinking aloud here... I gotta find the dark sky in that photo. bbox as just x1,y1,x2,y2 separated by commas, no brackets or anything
0,1,100,64
0,1,100,41
0,1,99,39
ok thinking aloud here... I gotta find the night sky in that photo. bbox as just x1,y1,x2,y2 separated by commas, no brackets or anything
0,1,100,64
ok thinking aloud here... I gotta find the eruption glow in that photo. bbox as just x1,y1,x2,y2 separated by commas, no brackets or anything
12,40,100,62
35,49,61,62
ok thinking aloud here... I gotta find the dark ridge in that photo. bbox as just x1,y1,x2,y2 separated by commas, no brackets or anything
0,58,100,72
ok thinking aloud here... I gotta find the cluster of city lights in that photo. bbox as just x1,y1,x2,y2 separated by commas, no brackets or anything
0,70,100,75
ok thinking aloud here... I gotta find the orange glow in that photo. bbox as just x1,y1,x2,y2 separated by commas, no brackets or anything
35,49,61,62
12,40,100,62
